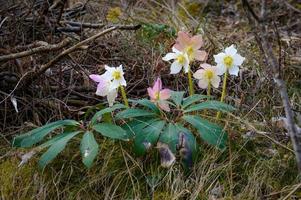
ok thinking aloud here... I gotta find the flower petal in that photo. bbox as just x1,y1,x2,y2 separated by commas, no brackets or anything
107,89,118,107
198,78,209,89
162,52,177,61
191,35,203,49
216,64,227,74
173,43,184,51
119,76,127,87
193,69,205,79
105,65,114,73
160,89,171,100
233,54,245,66
158,101,170,112
96,81,109,96
194,50,207,61
110,79,120,90
101,71,112,81
147,88,156,100
228,65,240,76
212,66,224,75
183,60,190,73
200,63,212,70
176,31,191,48
210,75,221,88
170,62,182,74
225,45,237,56
153,78,162,92
213,52,226,64
89,74,103,83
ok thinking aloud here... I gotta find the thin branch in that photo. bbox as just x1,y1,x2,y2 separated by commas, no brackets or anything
0,38,71,62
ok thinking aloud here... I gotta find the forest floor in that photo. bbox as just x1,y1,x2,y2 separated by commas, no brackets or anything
0,0,301,199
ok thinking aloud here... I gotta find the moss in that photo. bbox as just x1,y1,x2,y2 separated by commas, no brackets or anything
0,156,38,199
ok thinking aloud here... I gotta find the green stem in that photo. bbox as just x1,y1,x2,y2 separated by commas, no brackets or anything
187,69,194,96
120,86,129,107
207,83,211,97
216,72,228,119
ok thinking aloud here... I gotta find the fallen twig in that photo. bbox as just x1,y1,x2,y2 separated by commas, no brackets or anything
0,38,71,62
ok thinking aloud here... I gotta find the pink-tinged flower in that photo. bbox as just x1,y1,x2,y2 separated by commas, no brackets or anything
173,31,207,61
193,63,223,89
89,74,118,106
147,78,171,112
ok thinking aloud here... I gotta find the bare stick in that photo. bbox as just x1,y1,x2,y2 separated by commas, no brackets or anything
242,0,301,172
0,38,71,62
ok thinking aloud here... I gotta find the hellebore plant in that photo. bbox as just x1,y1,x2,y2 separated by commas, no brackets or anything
214,45,245,118
12,30,242,171
12,73,235,169
163,31,207,96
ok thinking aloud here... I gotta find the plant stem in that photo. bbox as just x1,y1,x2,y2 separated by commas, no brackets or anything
216,72,228,119
120,86,129,107
207,83,211,97
187,69,194,96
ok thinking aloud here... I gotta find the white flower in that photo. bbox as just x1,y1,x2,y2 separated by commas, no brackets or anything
213,44,245,76
162,47,190,74
89,74,118,106
102,65,127,90
193,63,223,89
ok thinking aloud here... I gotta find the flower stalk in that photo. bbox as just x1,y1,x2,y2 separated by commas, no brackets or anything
120,86,129,107
187,69,194,96
216,72,228,119
207,82,211,97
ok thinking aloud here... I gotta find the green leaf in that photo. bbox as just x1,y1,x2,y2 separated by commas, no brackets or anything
115,108,156,119
133,120,166,156
184,100,236,113
80,131,99,168
90,104,126,125
182,115,227,150
170,91,185,107
182,94,209,109
122,118,160,137
129,99,160,114
159,123,179,153
38,132,71,149
13,120,79,148
38,131,80,168
93,123,129,141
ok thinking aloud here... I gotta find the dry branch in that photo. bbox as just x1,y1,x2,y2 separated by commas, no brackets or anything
242,0,301,172
0,39,71,62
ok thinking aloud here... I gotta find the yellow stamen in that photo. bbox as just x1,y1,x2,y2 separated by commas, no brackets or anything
224,56,233,68
113,71,121,80
177,55,185,64
155,91,160,100
185,46,194,60
205,70,214,80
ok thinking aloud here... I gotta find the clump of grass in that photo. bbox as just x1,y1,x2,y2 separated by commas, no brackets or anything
0,156,39,199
